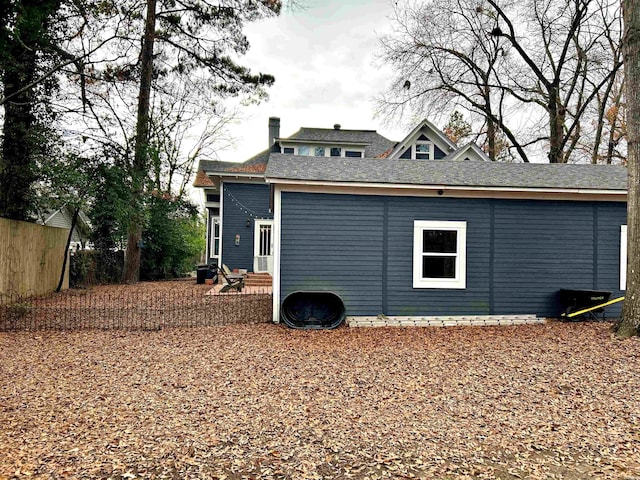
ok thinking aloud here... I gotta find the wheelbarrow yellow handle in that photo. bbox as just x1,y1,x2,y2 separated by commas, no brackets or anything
564,296,625,318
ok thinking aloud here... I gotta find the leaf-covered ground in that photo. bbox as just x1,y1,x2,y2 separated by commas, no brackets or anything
1,322,639,479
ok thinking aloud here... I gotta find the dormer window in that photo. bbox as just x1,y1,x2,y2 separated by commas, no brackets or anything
415,141,433,160
279,144,366,157
298,146,311,156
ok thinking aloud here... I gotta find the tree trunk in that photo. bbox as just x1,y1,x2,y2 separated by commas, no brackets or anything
606,83,625,165
122,0,157,283
615,0,640,338
483,83,497,161
486,117,497,161
592,79,619,164
548,88,567,164
56,207,79,292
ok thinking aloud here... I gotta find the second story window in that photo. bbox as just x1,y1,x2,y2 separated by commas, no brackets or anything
345,151,363,158
283,147,294,154
298,146,311,156
315,146,325,157
415,142,433,160
330,147,342,157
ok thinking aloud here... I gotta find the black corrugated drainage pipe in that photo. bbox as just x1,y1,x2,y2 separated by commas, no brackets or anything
281,291,346,329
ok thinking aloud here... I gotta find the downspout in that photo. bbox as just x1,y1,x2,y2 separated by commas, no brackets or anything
272,184,282,323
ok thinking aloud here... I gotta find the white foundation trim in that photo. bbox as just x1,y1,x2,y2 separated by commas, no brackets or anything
347,315,545,328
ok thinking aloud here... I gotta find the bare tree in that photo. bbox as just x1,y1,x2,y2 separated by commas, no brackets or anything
377,0,525,160
148,82,238,199
378,0,624,163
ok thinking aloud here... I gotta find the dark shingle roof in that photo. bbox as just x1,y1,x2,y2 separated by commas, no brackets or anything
285,128,395,158
265,154,628,191
196,128,396,177
198,149,269,175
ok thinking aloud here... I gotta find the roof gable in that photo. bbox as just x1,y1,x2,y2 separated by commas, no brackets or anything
443,143,492,162
388,119,457,159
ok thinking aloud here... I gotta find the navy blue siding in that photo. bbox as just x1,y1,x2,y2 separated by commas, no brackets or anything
434,145,446,159
279,192,626,318
385,197,491,316
280,193,384,315
492,201,596,317
222,182,272,271
595,203,627,317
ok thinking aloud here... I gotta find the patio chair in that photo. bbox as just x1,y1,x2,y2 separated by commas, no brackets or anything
217,264,244,293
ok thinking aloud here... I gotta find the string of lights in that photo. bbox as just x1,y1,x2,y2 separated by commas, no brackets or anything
223,188,273,220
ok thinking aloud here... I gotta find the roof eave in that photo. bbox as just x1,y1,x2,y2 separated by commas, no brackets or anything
204,170,265,179
265,177,626,200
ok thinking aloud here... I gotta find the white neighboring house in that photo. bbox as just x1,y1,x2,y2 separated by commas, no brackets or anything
40,206,92,250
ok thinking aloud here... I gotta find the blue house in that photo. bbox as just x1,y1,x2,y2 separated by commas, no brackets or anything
194,117,398,273
195,117,628,326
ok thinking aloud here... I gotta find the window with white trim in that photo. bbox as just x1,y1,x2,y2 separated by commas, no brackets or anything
413,220,466,289
621,225,627,290
280,144,365,158
414,141,434,160
210,217,221,258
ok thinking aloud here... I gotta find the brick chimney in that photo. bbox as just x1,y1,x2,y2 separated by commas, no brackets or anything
269,117,280,152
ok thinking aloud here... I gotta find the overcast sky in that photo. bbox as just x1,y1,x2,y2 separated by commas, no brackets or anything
219,0,409,163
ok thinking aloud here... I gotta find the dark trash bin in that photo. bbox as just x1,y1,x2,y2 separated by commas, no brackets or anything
559,289,612,321
205,265,217,283
281,291,346,329
196,264,209,284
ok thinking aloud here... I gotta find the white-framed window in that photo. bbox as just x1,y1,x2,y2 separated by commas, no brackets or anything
414,141,434,160
210,216,221,258
413,220,466,289
280,144,365,158
621,225,627,290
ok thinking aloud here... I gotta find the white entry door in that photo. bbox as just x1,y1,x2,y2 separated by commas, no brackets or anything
254,219,274,273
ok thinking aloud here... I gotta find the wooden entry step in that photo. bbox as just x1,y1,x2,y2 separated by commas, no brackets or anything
244,272,272,287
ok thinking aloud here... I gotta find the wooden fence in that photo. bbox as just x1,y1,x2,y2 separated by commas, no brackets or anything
0,218,69,299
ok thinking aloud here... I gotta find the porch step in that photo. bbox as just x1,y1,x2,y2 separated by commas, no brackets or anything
244,272,272,287
347,314,545,328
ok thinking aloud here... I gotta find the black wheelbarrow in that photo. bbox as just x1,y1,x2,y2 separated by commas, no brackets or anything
559,289,613,321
